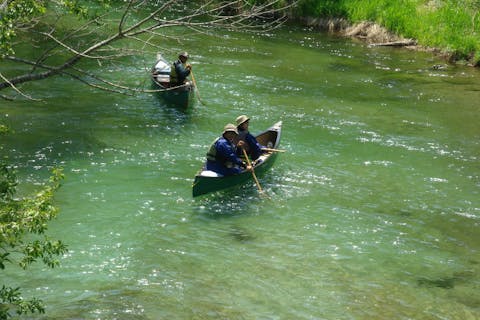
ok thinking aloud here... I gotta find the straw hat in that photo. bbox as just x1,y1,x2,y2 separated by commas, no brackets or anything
236,115,250,126
223,123,238,135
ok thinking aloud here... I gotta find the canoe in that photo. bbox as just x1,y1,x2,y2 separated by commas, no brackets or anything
151,56,195,109
192,121,283,197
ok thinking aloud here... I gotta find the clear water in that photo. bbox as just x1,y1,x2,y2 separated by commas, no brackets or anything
1,27,479,319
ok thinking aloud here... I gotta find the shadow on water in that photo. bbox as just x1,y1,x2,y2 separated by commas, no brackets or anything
188,185,264,244
189,158,286,217
192,185,262,218
151,95,194,126
417,270,476,290
228,224,256,243
0,95,200,193
417,276,456,289
36,287,150,320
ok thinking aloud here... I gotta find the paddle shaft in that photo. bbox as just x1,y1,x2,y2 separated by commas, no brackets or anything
190,70,204,105
262,147,286,153
242,148,263,193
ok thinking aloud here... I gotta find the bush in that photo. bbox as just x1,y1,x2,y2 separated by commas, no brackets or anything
1,129,67,319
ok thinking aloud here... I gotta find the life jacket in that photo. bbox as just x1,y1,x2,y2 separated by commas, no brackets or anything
206,138,219,162
169,60,180,85
206,138,235,168
170,60,183,86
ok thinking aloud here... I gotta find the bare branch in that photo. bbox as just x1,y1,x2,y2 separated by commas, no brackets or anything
0,71,41,101
0,0,297,97
66,68,136,95
40,31,108,59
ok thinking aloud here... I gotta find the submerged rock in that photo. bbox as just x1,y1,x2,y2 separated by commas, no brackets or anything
417,276,456,289
230,226,255,242
417,270,475,289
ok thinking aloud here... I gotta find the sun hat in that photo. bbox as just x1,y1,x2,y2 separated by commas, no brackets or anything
236,115,250,126
223,123,238,135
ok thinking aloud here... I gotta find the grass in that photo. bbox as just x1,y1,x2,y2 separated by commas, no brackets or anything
294,0,480,65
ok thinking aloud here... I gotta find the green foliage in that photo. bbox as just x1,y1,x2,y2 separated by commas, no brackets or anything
0,0,46,56
245,0,293,6
296,0,347,17
295,0,480,64
418,0,480,59
57,0,113,18
341,0,424,36
0,0,113,56
0,165,16,202
0,164,67,319
474,51,480,66
0,286,44,318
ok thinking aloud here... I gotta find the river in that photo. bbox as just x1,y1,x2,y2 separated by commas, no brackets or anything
1,25,479,319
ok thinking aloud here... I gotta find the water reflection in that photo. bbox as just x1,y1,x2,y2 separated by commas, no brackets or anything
192,187,262,218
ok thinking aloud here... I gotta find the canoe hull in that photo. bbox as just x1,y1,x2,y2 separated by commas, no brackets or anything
192,121,282,197
192,153,278,197
151,57,195,109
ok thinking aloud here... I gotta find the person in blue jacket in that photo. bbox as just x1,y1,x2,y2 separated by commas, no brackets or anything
206,123,251,176
169,52,191,86
235,115,265,161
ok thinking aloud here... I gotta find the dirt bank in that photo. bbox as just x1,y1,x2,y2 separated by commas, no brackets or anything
299,17,477,67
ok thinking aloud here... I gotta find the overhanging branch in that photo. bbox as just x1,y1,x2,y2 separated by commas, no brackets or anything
0,0,297,99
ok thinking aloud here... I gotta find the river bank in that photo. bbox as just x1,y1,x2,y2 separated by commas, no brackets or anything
297,16,478,67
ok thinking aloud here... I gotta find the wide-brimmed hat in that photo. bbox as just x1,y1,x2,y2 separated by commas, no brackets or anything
223,123,238,135
179,52,189,59
236,115,250,126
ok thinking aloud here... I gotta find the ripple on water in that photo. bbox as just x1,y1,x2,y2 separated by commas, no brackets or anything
2,26,480,320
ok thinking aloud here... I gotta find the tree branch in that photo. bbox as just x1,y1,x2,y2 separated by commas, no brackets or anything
0,71,41,100
0,0,297,98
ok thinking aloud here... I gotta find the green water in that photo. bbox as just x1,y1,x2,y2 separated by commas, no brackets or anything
1,27,479,319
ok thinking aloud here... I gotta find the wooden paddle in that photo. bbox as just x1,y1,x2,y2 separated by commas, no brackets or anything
262,147,286,153
242,148,263,194
190,70,205,105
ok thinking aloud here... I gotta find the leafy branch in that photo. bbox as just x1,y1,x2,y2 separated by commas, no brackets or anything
0,164,66,319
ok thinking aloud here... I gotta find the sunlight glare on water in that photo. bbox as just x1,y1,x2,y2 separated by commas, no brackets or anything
1,27,479,319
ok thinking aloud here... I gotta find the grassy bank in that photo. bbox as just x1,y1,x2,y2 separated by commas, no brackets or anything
294,0,480,66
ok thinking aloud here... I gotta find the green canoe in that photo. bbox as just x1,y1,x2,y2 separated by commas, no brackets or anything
151,57,195,109
192,121,283,197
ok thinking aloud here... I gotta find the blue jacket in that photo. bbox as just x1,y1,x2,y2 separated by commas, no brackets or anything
238,130,264,160
206,137,244,176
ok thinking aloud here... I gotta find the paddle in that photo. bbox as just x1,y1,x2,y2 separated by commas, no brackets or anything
190,70,205,105
262,147,286,153
242,148,264,194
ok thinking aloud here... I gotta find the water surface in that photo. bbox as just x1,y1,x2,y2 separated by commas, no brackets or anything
1,26,479,319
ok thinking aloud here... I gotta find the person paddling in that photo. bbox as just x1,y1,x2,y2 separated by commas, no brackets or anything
206,124,252,176
169,52,191,86
235,115,265,161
